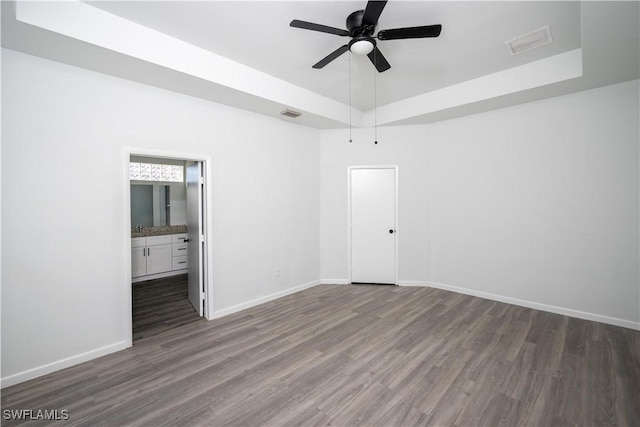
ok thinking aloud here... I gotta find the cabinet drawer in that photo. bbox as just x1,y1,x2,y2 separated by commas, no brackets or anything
172,234,188,243
131,237,146,248
146,235,172,246
172,256,188,270
172,243,188,257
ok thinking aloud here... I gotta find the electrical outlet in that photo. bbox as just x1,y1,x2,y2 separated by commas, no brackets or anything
275,268,280,278
267,270,273,279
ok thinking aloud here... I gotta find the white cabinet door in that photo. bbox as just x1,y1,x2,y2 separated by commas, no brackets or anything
131,246,147,278
146,243,172,275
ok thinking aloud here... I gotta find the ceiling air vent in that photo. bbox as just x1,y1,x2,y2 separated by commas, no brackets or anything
280,109,302,118
505,25,552,56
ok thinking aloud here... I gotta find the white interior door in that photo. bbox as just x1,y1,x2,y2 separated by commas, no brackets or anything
186,161,204,316
350,167,396,284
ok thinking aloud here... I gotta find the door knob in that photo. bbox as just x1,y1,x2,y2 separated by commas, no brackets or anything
389,229,395,234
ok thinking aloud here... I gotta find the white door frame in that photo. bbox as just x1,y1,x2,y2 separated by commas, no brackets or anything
347,165,399,285
122,147,214,347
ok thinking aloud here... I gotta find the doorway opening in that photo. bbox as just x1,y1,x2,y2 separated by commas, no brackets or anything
124,150,213,346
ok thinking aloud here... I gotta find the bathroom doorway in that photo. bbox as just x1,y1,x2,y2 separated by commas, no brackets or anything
124,149,213,346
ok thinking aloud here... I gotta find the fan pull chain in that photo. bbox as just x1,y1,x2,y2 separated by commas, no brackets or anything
349,51,352,143
374,50,378,145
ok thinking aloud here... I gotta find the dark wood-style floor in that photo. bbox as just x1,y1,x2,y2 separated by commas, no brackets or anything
2,284,638,426
132,274,203,341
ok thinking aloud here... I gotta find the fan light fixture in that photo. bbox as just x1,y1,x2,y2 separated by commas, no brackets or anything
350,39,374,55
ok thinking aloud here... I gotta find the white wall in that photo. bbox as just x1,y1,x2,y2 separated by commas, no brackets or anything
1,49,320,385
2,45,638,387
320,79,639,328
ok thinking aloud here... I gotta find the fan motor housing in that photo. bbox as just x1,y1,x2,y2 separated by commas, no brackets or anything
347,10,375,36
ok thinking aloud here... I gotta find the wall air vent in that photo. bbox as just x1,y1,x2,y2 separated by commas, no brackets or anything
280,109,302,118
505,25,552,56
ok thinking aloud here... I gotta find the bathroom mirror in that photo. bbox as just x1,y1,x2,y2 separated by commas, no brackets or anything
131,184,170,227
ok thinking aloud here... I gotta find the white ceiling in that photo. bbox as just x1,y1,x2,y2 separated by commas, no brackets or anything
2,1,639,128
86,1,582,110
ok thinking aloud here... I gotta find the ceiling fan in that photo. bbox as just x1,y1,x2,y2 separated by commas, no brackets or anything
290,0,442,72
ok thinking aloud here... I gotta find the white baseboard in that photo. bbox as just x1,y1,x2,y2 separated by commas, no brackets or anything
321,279,349,285
212,279,322,319
1,340,129,389
398,280,640,331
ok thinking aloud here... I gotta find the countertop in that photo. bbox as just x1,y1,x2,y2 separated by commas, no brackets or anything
131,225,187,238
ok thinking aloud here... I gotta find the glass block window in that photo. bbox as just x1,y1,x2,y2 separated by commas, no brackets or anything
130,162,183,182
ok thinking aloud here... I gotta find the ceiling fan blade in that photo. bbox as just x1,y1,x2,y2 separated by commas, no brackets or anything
377,24,442,40
367,47,391,72
290,19,349,36
313,45,350,69
362,1,388,27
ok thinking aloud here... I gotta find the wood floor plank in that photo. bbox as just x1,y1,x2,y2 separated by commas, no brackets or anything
2,284,638,426
132,274,203,341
